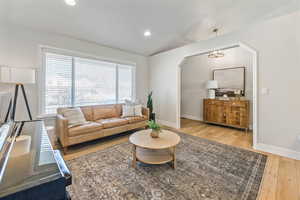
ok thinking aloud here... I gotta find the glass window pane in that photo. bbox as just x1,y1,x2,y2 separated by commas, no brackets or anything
118,64,133,102
45,53,72,114
74,58,116,106
43,51,135,114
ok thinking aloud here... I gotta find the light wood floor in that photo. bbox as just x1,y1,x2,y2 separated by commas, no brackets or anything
51,118,300,200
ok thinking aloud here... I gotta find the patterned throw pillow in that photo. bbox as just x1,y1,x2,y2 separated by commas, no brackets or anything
121,104,143,117
134,104,143,117
121,105,135,117
61,107,87,128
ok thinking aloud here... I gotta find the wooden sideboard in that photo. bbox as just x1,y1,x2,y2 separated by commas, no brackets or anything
203,99,249,130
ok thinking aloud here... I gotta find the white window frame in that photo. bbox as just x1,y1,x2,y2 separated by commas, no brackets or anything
38,46,136,116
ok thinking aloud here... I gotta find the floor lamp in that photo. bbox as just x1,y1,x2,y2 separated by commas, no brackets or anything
0,67,36,121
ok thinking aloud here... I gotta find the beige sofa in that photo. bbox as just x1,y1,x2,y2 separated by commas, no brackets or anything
56,104,149,153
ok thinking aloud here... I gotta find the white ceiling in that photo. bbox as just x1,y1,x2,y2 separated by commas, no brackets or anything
2,0,300,56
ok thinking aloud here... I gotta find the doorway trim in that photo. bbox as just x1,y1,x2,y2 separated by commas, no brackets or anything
176,42,258,148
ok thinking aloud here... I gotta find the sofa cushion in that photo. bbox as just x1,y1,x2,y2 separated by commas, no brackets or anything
125,116,147,124
93,105,118,120
80,106,94,121
96,118,129,129
115,104,123,117
69,122,103,137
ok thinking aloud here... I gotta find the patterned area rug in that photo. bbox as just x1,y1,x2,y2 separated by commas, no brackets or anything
66,131,267,200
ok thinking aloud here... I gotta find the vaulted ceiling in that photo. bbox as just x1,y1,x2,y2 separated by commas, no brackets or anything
1,0,299,56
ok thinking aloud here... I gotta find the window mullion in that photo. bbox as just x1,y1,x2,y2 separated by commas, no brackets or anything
41,51,46,114
132,67,135,101
116,64,119,103
71,57,75,107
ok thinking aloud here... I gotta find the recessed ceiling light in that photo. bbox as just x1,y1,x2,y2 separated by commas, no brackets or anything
144,30,152,37
65,0,76,6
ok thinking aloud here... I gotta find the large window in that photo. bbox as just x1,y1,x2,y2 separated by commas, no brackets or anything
42,51,135,114
74,58,117,106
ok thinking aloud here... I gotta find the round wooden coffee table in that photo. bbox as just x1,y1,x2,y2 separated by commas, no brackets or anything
129,129,181,169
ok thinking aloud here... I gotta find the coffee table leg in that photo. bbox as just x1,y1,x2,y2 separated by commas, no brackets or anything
132,145,137,168
172,146,176,169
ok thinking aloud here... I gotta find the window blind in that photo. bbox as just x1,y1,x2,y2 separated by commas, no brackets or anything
118,64,133,102
45,53,72,114
43,51,135,114
74,58,117,106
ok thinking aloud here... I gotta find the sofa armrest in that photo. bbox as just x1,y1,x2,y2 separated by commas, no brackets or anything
142,107,150,120
56,114,69,147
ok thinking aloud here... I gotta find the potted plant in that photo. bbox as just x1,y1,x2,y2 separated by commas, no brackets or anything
147,91,155,121
147,120,161,138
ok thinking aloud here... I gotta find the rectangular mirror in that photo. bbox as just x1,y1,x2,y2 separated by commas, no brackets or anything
213,67,245,97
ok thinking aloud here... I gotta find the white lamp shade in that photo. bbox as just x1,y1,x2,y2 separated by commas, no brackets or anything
206,80,218,89
0,67,35,84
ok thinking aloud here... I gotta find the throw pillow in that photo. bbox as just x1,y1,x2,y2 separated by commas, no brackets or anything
134,104,143,117
61,107,87,128
121,105,135,117
121,104,143,117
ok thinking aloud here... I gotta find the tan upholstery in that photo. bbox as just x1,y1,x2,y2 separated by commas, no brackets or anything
55,104,149,153
69,122,103,137
55,114,68,147
125,116,147,123
115,104,122,117
96,118,128,129
93,105,118,120
80,106,94,121
142,107,150,119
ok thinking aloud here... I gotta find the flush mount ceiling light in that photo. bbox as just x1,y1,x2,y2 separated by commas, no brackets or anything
65,0,76,6
144,30,152,37
208,28,225,59
208,50,225,59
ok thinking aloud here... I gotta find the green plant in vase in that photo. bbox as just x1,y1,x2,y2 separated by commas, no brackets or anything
147,120,161,138
147,91,155,121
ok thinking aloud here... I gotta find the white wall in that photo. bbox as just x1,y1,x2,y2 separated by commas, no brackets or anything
149,10,300,158
0,1,8,26
0,24,149,120
181,47,253,125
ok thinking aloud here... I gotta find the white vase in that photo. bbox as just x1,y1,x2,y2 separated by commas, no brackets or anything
150,130,159,138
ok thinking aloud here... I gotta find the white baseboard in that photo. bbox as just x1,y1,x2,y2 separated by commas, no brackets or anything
181,114,203,121
256,143,300,160
157,119,177,129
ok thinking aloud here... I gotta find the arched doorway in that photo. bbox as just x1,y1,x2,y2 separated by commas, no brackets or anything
176,42,258,148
